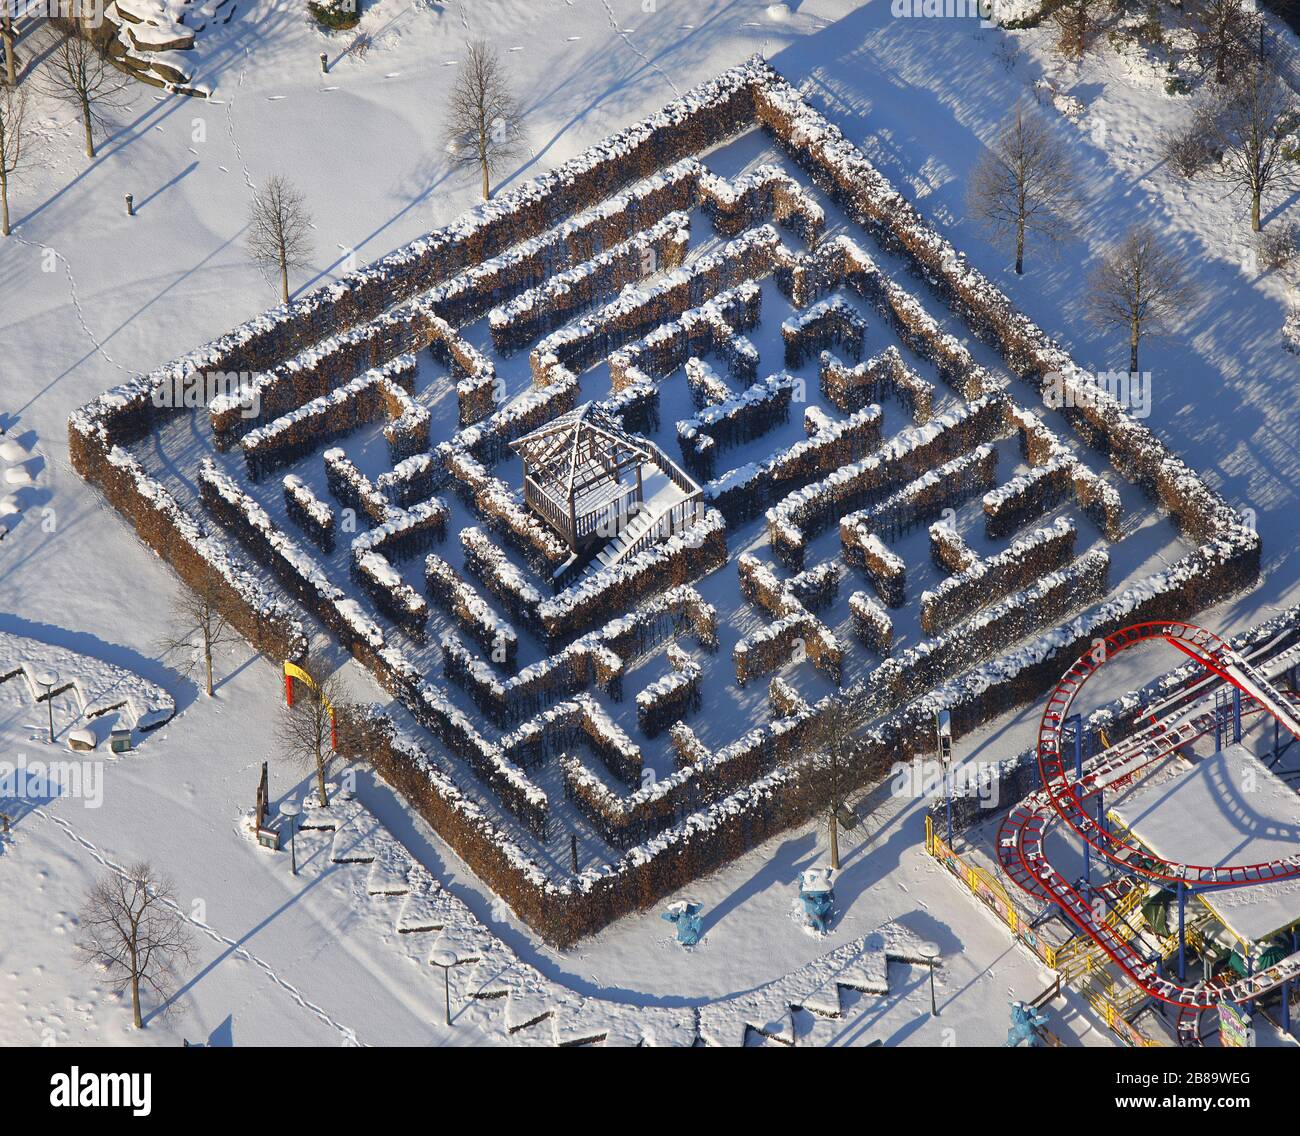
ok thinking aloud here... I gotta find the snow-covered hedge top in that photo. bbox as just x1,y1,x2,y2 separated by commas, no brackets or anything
922,517,1074,606
283,475,334,527
532,225,784,372
70,57,770,447
488,211,691,329
200,458,385,649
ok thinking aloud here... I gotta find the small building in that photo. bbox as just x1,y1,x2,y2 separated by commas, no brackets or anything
110,728,133,754
510,404,702,573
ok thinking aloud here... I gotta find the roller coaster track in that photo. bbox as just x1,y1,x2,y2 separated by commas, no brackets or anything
999,622,1300,1011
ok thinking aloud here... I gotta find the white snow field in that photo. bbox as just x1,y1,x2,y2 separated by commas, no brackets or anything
1,0,1298,1047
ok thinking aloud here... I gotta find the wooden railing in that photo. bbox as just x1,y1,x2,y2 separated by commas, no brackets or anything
523,476,575,546
617,493,704,563
576,486,642,542
525,440,703,565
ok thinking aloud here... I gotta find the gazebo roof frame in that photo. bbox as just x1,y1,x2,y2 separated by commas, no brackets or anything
511,404,653,503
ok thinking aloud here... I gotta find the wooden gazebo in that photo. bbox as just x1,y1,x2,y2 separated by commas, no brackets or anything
510,405,655,553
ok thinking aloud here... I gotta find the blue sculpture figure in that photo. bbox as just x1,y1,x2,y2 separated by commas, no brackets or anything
1004,1000,1049,1047
662,901,703,946
800,868,835,933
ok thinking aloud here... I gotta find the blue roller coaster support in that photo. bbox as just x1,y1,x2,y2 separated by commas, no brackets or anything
1064,715,1096,889
662,901,703,946
1214,688,1242,754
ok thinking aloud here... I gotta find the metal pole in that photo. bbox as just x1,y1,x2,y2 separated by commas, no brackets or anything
945,771,953,848
46,690,54,744
1071,717,1090,888
928,963,937,1017
1288,930,1299,1040
443,966,451,1027
937,711,953,846
1233,687,1242,744
290,818,297,875
1178,882,1187,982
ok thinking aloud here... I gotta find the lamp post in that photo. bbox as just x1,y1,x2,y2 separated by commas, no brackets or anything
35,670,58,744
430,947,458,1028
936,710,953,845
278,800,301,875
918,942,941,1018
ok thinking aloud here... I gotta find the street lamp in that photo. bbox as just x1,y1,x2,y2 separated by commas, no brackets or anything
278,800,301,875
918,942,941,1018
935,710,953,845
35,670,58,745
430,947,458,1029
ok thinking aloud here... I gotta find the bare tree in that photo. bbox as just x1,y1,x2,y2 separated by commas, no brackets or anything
1047,0,1106,59
1198,60,1299,232
276,650,347,808
785,698,858,870
967,104,1080,275
157,578,240,697
247,174,313,303
40,25,127,159
0,83,25,236
1087,225,1197,373
445,39,523,201
78,863,194,1029
1191,0,1260,85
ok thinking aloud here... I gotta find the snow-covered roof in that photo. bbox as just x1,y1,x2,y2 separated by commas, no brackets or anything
1109,743,1300,944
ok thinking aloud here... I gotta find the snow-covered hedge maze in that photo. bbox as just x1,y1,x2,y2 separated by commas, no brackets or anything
71,58,1260,947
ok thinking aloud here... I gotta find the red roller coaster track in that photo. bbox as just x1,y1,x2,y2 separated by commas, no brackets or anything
997,622,1300,1010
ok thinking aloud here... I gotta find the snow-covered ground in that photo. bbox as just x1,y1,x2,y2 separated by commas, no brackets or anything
2,0,1297,1046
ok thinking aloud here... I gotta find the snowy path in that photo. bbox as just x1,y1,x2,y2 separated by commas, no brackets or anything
32,806,363,1046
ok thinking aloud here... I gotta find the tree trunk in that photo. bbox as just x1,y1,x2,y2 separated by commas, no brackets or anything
1251,190,1261,233
279,256,289,304
2,18,15,87
481,159,490,201
203,625,214,697
1129,315,1140,374
316,748,329,807
1,169,9,238
81,96,94,158
828,811,840,870
129,943,142,1028
1015,216,1025,275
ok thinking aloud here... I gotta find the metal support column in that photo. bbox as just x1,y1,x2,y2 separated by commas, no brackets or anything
1286,930,1298,1039
1067,715,1089,888
1178,881,1187,982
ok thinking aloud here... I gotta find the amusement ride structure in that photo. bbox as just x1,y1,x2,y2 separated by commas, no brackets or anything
997,622,1300,1028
